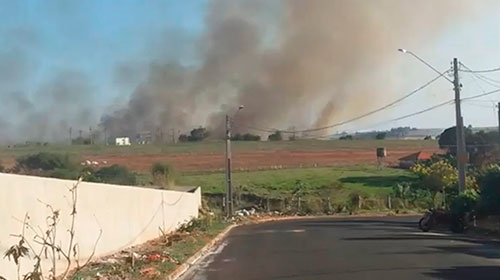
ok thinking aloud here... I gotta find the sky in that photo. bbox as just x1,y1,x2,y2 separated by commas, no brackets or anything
1,0,500,142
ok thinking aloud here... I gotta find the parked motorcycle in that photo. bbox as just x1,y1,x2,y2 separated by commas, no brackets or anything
418,209,450,232
418,208,475,233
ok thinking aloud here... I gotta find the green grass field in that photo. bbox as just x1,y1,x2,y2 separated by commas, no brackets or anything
176,165,415,199
0,139,437,158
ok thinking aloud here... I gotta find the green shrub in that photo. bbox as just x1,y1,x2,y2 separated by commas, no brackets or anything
450,189,480,217
89,165,137,186
47,168,80,180
16,152,74,171
478,164,500,214
152,162,175,188
0,158,3,172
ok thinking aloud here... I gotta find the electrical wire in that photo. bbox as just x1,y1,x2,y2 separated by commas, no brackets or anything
461,88,500,102
460,62,500,89
232,69,450,134
459,66,500,73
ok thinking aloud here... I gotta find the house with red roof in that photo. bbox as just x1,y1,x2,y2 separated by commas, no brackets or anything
398,151,433,169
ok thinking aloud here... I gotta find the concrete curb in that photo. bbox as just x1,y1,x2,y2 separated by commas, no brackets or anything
167,224,237,280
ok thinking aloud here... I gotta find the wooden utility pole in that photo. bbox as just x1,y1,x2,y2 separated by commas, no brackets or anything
69,127,72,145
225,114,233,217
453,58,467,193
171,128,176,144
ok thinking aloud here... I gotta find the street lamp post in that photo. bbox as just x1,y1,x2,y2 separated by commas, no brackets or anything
398,49,467,193
225,105,244,217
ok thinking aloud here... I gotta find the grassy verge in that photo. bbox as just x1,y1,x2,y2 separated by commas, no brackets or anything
177,165,415,196
70,219,228,280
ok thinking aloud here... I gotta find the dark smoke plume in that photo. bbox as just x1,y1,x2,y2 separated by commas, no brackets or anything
104,0,477,139
0,1,489,143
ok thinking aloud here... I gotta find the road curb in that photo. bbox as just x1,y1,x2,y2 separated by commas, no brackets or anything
166,224,237,280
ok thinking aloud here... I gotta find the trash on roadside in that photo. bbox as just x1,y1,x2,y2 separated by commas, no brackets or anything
140,266,160,276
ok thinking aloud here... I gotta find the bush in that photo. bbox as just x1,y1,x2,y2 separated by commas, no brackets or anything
232,133,261,141
478,164,500,214
0,158,3,172
178,134,189,142
16,152,74,171
339,135,353,140
450,189,480,217
268,131,283,141
375,132,387,140
152,162,175,188
88,165,137,185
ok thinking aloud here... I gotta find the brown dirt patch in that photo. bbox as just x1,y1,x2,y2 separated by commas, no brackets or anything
81,148,441,172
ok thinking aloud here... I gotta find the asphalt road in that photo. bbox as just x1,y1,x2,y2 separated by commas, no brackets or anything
180,216,500,280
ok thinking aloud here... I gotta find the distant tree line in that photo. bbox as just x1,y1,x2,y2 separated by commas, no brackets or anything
178,127,210,142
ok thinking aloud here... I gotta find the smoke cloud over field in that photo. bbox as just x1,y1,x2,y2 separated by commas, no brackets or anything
0,0,486,142
103,0,471,139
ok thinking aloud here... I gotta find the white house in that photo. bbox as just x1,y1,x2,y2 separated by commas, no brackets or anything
115,137,131,146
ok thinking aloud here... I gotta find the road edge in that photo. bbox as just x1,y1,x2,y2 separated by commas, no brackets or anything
166,213,420,280
166,223,238,280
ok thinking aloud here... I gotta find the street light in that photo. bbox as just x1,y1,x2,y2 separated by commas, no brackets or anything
398,48,453,83
398,48,467,193
225,105,244,217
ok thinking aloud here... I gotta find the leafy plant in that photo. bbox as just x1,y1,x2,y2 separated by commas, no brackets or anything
152,162,175,188
88,165,137,185
268,131,283,141
16,153,74,171
450,189,480,217
477,164,500,214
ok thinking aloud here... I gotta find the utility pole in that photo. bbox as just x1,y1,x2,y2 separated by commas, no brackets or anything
453,58,467,193
104,127,108,145
171,128,176,144
89,126,93,145
225,114,233,217
497,102,500,138
69,127,72,145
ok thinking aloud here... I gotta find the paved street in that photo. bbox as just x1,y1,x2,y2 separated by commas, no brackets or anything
181,216,500,280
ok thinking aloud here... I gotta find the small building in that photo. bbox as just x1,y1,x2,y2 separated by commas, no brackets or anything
115,137,131,146
398,151,432,169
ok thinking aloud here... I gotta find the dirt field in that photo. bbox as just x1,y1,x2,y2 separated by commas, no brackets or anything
0,140,441,173
80,148,441,172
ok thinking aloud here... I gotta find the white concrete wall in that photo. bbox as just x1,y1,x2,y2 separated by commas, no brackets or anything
0,173,201,279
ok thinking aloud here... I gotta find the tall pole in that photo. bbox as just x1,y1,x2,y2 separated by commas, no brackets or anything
453,58,467,193
225,114,233,217
497,102,500,137
69,127,72,145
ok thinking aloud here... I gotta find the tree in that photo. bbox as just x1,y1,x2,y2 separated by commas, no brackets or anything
178,134,189,142
375,132,386,140
339,135,353,140
232,133,261,141
478,164,500,214
152,162,175,188
411,160,476,207
439,126,498,165
188,127,210,141
268,131,283,141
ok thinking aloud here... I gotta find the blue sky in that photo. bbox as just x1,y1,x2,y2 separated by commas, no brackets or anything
2,0,500,140
0,0,206,104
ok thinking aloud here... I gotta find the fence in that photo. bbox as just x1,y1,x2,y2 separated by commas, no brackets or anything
0,173,201,279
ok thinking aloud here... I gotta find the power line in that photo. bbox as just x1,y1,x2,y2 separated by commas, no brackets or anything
232,69,450,134
460,62,500,89
461,88,500,101
291,99,454,139
459,66,500,73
